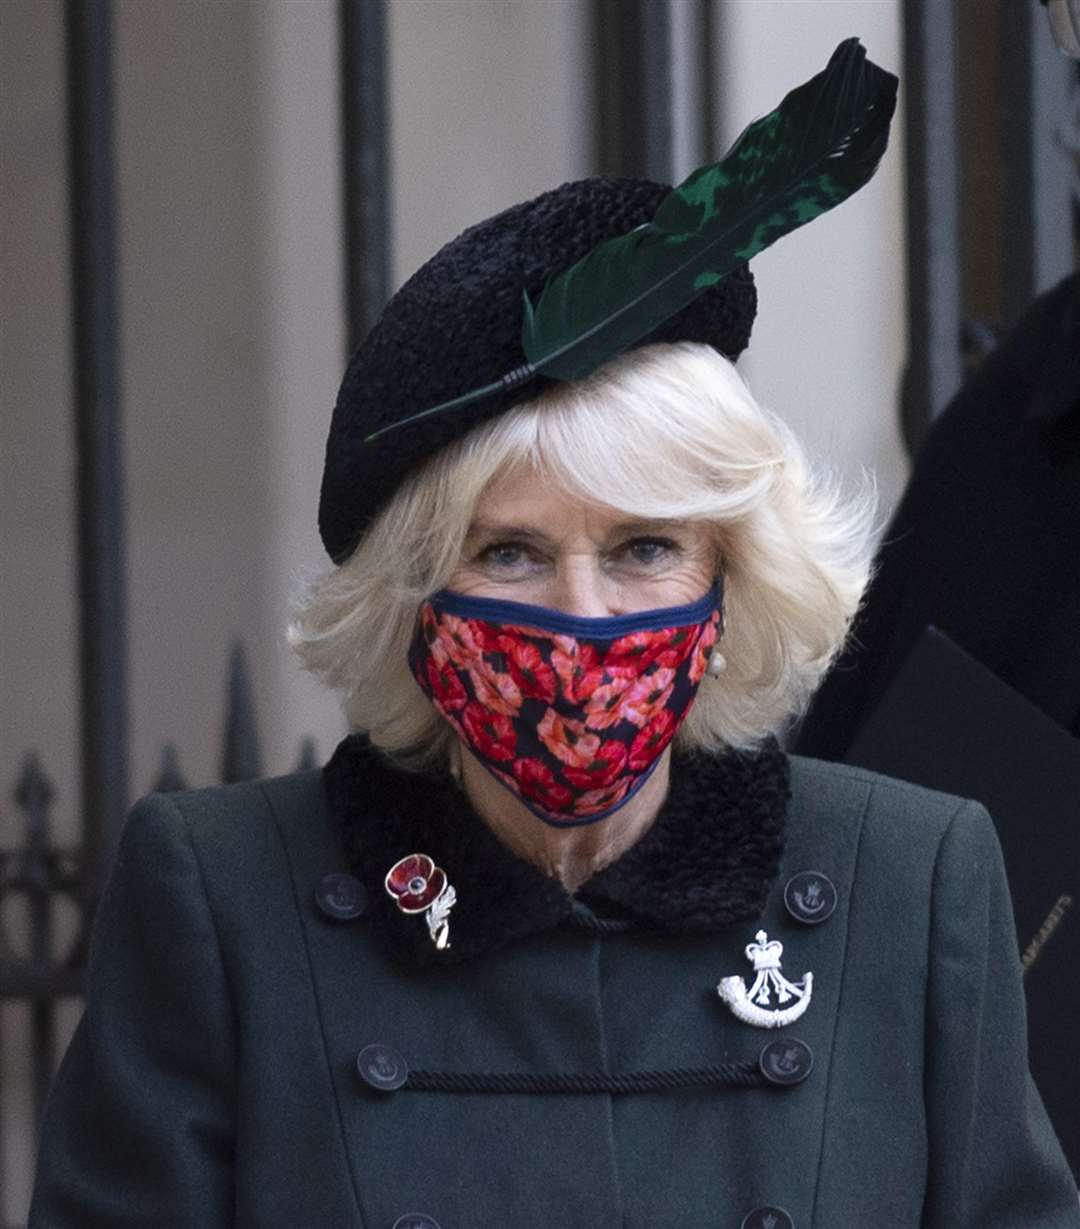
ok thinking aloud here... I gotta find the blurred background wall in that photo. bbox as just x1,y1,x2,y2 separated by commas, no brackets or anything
1,1,903,1219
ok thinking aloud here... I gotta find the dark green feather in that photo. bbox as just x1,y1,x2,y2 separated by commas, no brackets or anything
362,38,897,444
522,37,898,380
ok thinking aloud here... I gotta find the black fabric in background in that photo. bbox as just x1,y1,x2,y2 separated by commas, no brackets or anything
795,272,1080,760
843,625,1080,1179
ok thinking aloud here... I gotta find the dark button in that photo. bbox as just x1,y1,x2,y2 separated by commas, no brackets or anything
784,871,836,924
759,1037,814,1087
357,1043,408,1092
392,1216,440,1229
741,1207,794,1229
316,872,368,920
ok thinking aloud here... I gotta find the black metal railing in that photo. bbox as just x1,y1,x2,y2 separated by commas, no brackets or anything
339,0,391,353
591,0,713,184
0,640,317,1222
2,0,389,1217
66,0,128,899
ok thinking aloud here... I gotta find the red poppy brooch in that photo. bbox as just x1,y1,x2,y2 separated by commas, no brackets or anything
384,853,457,950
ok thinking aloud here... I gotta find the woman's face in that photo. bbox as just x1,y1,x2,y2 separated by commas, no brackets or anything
446,463,718,615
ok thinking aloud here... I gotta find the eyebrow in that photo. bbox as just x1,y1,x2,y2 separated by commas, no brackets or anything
464,518,691,545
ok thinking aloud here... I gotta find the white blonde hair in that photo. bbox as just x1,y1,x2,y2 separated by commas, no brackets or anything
290,341,876,765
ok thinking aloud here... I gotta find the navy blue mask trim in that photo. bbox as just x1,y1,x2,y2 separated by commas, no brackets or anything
429,579,723,638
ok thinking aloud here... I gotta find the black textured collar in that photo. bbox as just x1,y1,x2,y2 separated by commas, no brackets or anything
323,734,790,967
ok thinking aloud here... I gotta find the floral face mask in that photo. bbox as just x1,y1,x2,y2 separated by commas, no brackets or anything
408,581,723,827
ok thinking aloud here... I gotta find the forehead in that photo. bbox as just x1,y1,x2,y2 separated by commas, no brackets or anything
466,465,710,545
469,464,587,519
467,465,626,532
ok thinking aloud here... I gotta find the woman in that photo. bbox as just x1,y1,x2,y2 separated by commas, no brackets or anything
31,43,1078,1229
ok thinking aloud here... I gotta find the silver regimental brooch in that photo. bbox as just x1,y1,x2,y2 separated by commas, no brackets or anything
717,930,813,1028
384,853,457,950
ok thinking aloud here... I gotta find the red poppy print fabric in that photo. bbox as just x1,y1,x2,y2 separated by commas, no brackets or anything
409,582,723,827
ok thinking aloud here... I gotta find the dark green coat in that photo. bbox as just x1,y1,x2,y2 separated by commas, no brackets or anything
30,748,1078,1228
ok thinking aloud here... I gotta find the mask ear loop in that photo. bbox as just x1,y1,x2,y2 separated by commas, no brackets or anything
447,736,463,787
707,569,728,678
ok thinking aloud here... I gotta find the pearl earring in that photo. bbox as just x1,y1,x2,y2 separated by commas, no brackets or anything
707,648,727,677
708,590,728,678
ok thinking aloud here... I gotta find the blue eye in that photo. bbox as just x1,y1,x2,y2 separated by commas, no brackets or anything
477,542,528,567
622,537,678,564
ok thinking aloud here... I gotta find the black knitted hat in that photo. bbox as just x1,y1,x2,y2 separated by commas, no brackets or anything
319,176,757,564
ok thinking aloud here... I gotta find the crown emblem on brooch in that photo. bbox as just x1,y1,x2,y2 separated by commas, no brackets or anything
717,930,813,1028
